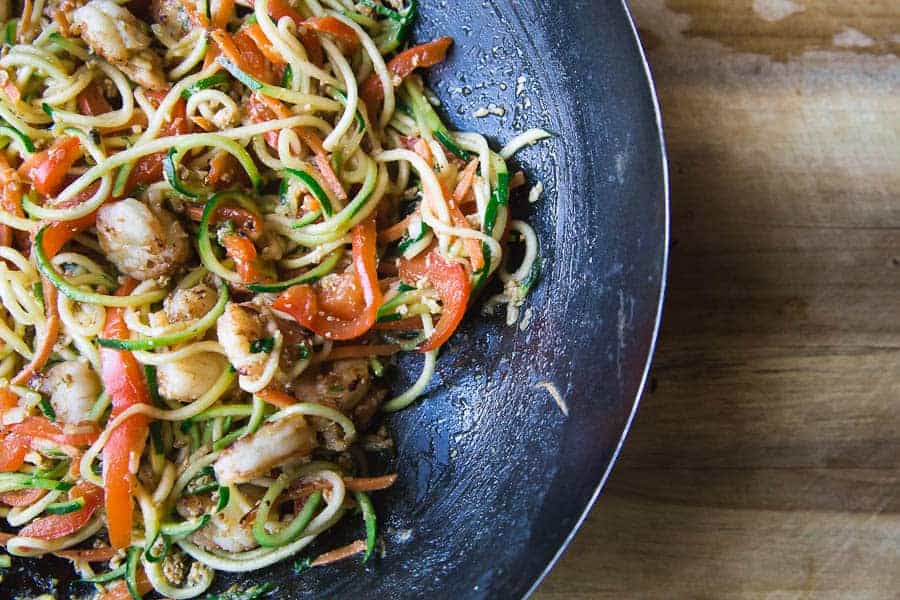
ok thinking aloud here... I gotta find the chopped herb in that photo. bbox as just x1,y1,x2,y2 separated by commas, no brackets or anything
250,337,275,353
33,281,44,310
38,397,56,420
296,344,311,360
328,384,345,393
293,558,312,573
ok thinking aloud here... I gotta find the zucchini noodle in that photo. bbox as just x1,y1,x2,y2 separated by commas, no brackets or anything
0,0,549,595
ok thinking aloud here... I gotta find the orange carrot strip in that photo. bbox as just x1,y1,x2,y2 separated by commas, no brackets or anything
344,474,398,492
295,127,346,201
11,283,59,385
256,388,296,409
310,540,367,567
379,214,413,243
448,205,484,272
245,23,286,65
452,159,479,205
211,0,235,29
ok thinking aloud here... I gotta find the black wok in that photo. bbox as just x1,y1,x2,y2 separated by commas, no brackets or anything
3,0,668,597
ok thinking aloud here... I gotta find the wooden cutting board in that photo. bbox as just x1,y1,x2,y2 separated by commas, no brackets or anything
537,0,900,597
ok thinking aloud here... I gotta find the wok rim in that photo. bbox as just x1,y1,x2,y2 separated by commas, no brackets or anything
522,1,670,597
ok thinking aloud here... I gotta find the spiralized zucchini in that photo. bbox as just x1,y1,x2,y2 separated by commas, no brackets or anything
0,0,549,595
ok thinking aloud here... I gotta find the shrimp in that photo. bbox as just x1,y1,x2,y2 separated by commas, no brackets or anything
157,352,229,402
164,284,218,323
38,360,101,424
213,414,316,485
216,303,276,383
68,0,167,90
291,359,386,451
96,198,190,281
150,0,194,42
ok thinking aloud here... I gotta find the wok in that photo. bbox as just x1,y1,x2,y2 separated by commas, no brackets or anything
3,0,668,597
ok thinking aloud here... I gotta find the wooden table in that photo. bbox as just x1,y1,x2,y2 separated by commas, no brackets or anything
536,0,900,597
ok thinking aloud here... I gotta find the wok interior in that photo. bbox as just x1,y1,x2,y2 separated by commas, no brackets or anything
3,1,666,597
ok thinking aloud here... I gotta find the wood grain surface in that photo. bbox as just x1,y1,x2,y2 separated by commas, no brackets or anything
536,0,900,597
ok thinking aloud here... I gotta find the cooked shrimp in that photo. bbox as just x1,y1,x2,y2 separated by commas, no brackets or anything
150,0,194,42
68,0,167,90
39,360,101,424
292,359,386,451
164,284,218,323
96,197,190,281
213,414,316,485
216,303,274,382
157,352,229,402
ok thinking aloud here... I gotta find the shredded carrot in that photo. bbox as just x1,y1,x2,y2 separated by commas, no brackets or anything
203,43,220,70
448,205,484,272
11,280,59,385
295,127,347,201
413,138,434,168
245,23,286,65
344,474,398,492
16,0,33,42
379,214,413,243
301,193,321,213
256,388,296,409
438,175,483,272
310,540,367,567
327,344,401,361
452,158,479,205
189,114,215,131
53,545,118,562
182,0,210,28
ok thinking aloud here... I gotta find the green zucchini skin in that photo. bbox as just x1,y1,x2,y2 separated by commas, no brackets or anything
96,283,229,351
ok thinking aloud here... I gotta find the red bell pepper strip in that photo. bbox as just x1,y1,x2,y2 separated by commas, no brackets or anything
0,432,28,472
273,217,382,341
316,270,364,321
251,0,303,25
0,387,17,414
10,416,101,446
18,136,83,198
211,28,280,86
100,279,151,549
19,481,103,540
0,488,45,506
360,37,454,114
303,16,360,53
77,82,113,116
124,90,190,193
399,249,471,352
186,203,262,238
221,234,262,283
